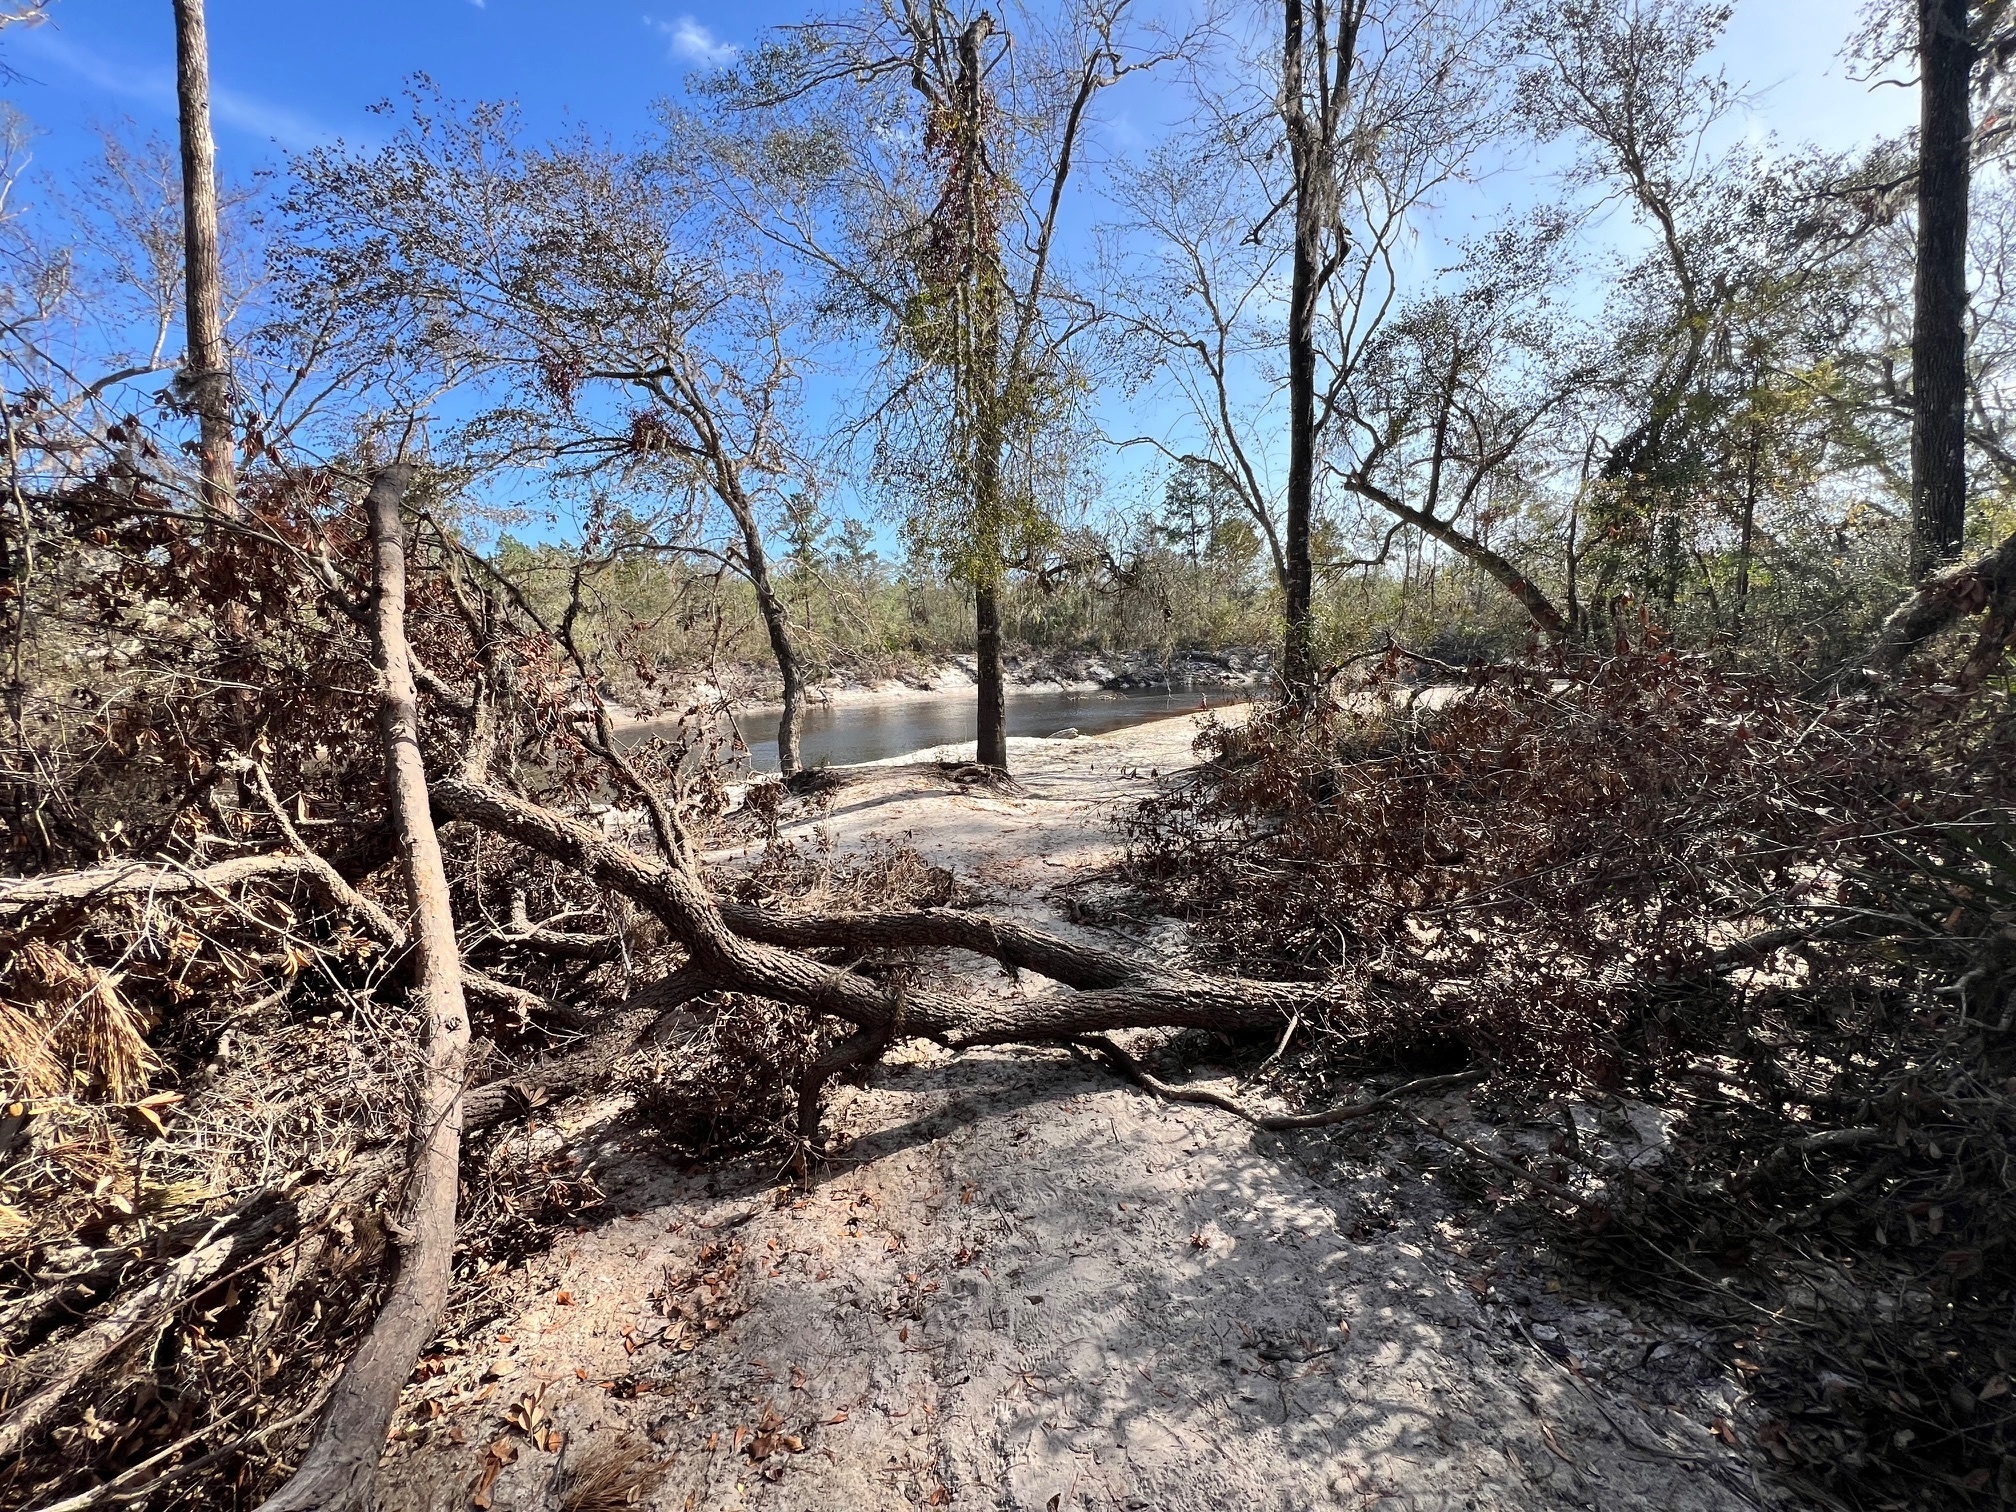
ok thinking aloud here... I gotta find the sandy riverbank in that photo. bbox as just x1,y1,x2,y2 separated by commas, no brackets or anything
608,648,1273,726
372,709,1764,1512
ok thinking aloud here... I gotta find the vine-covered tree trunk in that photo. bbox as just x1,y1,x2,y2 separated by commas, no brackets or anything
1912,0,1973,574
1280,0,1322,700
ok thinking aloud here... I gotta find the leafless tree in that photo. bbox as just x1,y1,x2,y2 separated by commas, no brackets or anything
1332,224,1597,639
1111,0,1504,687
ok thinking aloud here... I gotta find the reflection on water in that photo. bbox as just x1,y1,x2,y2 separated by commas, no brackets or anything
621,684,1246,773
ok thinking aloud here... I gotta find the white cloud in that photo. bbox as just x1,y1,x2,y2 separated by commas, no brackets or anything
18,28,336,151
649,14,739,68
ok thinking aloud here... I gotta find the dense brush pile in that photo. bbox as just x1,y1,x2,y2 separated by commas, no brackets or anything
1121,644,2016,1507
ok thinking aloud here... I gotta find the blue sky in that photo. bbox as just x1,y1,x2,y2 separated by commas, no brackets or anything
1,0,1920,546
6,1,759,162
3,1,1912,175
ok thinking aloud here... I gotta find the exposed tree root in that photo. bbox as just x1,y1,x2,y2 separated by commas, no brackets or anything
1071,1032,1483,1130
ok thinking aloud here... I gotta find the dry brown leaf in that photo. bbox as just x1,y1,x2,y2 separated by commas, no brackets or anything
1539,1422,1573,1463
505,1389,547,1433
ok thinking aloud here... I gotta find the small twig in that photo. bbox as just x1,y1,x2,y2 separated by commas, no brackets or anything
1402,1114,1610,1214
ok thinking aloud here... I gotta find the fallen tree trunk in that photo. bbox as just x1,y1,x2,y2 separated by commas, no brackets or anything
429,774,1327,1051
1866,527,2016,671
715,901,1146,990
0,851,387,928
257,465,472,1512
431,775,932,1035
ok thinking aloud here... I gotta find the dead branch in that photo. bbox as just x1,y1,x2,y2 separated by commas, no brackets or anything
481,892,619,962
0,851,389,934
28,1389,334,1512
256,465,472,1512
432,775,931,1034
458,970,720,1131
0,1192,293,1464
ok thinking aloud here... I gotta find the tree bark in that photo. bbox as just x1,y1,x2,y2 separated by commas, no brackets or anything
1279,0,1323,701
171,0,235,519
0,850,368,921
715,901,1146,990
974,581,1008,769
1911,0,1973,575
257,465,471,1512
739,520,804,777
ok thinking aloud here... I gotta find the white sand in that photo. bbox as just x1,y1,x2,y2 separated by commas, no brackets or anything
375,711,1765,1512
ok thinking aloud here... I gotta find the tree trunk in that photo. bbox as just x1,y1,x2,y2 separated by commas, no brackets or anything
1911,0,1972,575
1280,0,1321,700
1734,415,1758,638
738,519,803,776
171,0,235,519
975,580,1008,769
257,466,471,1512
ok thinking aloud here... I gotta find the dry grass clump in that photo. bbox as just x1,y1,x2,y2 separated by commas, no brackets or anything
2,938,161,1100
551,1432,671,1512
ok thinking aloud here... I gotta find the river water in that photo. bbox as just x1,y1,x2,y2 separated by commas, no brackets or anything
621,684,1246,773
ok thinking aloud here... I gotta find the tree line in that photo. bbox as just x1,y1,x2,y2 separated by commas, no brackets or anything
7,1,2016,778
